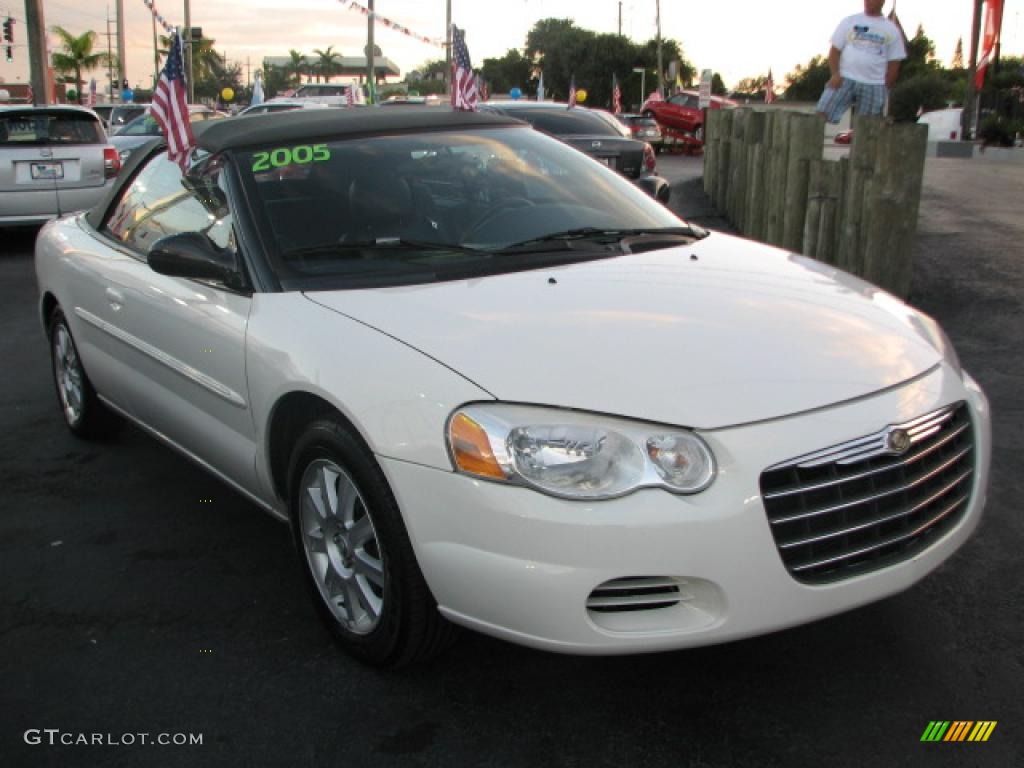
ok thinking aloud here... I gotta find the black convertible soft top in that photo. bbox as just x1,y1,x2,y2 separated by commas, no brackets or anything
196,106,524,153
83,108,526,230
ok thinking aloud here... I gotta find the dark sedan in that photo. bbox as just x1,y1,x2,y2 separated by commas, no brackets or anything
480,101,670,203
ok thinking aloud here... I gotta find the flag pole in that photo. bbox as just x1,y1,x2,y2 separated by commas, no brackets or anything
963,0,984,140
655,0,664,98
445,0,452,96
367,0,376,103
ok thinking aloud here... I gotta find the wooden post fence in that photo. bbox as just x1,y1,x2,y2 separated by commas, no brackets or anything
702,110,928,298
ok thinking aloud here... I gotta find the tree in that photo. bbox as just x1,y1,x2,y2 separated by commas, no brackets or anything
732,74,773,101
284,50,308,88
523,18,694,109
900,24,940,81
711,73,727,96
784,55,830,101
159,34,240,101
261,64,290,99
951,38,964,70
313,46,342,83
480,49,532,95
50,27,112,104
889,74,952,120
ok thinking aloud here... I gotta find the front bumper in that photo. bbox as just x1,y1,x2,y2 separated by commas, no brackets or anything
380,365,990,654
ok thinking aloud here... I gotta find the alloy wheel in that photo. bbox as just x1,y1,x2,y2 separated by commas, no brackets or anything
299,459,386,635
53,323,84,426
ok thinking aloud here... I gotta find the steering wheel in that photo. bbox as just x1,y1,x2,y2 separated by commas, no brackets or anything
464,197,536,240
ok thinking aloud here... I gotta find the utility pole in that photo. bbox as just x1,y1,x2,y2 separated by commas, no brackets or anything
445,0,451,95
25,0,49,104
655,0,664,98
184,0,194,102
618,1,622,36
151,10,159,90
105,6,115,100
962,0,983,140
366,0,375,103
115,0,126,97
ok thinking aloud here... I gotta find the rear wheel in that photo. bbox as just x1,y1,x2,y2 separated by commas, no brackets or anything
288,419,457,667
49,307,120,439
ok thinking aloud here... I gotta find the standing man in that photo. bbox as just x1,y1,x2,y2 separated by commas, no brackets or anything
816,0,906,123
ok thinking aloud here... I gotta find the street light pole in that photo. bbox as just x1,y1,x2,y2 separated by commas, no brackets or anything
655,0,663,98
184,0,194,103
25,0,49,104
116,0,126,97
962,0,983,140
445,0,452,96
367,0,375,103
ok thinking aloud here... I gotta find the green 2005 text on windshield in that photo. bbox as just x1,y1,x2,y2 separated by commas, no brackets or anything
251,144,331,172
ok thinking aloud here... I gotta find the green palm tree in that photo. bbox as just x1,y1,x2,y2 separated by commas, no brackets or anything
313,46,342,84
51,27,112,104
159,34,227,86
285,49,308,88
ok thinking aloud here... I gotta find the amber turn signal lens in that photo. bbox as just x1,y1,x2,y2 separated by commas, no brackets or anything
449,412,506,480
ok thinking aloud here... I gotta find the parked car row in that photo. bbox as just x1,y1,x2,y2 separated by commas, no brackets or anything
3,95,674,227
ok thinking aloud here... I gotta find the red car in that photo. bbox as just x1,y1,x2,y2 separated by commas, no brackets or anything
641,90,736,143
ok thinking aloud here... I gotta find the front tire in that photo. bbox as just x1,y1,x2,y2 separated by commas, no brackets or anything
48,307,120,439
288,419,457,667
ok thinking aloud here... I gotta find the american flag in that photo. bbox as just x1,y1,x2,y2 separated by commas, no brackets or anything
150,31,195,171
567,74,577,109
450,26,478,111
612,73,622,114
764,69,775,104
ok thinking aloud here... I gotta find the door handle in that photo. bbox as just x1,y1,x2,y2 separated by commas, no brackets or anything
105,287,125,311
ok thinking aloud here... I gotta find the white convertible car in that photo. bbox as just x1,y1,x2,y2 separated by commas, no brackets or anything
35,109,990,667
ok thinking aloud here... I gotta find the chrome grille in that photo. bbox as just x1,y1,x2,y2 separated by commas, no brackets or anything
760,403,975,584
587,577,682,613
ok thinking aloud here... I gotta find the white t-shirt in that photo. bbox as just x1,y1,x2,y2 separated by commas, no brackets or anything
831,13,907,85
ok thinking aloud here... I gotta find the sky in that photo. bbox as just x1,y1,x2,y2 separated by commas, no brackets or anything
1,0,1022,94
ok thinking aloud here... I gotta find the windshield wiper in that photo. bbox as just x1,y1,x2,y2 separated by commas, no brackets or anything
494,226,706,252
285,237,486,259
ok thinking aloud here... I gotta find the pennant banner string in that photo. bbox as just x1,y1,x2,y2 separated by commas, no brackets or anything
342,1,445,48
141,0,176,35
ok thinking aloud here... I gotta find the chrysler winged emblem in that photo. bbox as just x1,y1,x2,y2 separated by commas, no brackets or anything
887,428,912,455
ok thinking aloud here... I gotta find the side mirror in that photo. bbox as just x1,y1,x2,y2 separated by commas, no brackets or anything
148,232,244,289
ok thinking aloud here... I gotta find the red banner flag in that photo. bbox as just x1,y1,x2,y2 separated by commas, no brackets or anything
976,0,1004,88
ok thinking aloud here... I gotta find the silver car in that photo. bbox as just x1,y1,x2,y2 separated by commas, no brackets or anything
0,105,119,227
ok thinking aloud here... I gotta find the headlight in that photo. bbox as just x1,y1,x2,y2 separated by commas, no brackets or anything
447,405,716,499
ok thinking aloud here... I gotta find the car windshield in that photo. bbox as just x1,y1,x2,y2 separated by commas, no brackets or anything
119,114,162,136
237,125,688,290
0,111,104,144
109,106,147,129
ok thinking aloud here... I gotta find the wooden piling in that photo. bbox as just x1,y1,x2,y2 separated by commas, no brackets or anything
782,114,825,253
703,110,927,295
860,122,929,297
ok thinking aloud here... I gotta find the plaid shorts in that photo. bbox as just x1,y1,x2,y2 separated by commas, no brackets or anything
816,80,888,124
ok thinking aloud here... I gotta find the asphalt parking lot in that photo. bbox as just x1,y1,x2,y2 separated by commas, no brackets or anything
2,156,1021,767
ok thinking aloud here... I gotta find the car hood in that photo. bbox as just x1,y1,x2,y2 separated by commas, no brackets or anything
305,233,943,430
